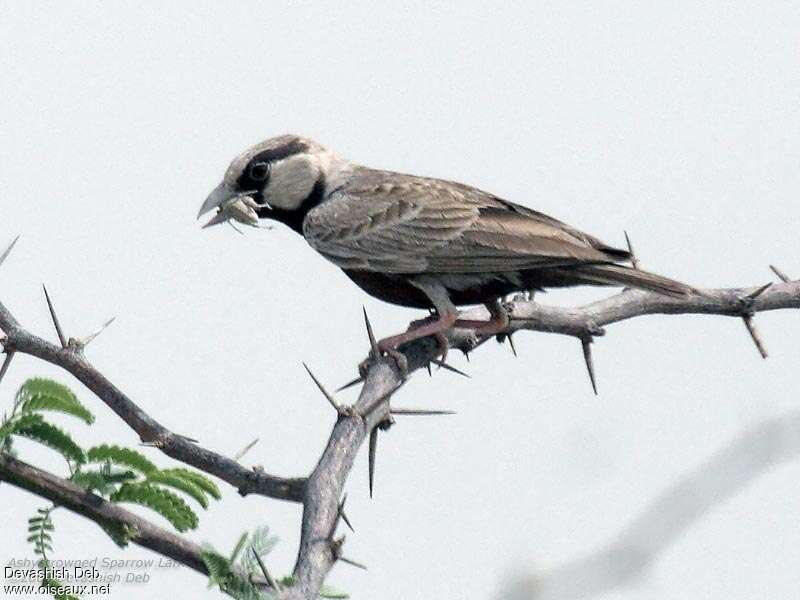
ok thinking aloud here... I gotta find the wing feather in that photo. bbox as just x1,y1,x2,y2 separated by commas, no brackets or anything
303,169,629,274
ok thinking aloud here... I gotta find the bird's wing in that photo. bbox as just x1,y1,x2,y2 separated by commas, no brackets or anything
303,170,629,274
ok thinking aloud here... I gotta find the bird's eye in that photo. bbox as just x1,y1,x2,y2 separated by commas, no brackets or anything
248,161,270,181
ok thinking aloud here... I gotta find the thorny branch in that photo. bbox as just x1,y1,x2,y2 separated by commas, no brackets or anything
0,452,211,575
1,235,799,599
0,281,305,503
0,453,269,588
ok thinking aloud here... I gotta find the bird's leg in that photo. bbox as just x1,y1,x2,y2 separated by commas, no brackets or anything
376,311,457,356
361,278,458,374
453,298,510,337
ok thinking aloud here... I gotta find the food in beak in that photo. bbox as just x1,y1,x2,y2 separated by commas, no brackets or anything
201,196,266,229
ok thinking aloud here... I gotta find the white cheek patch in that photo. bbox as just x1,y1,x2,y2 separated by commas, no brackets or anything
263,154,320,210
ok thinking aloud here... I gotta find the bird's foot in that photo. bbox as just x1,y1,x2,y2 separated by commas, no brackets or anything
453,298,510,337
433,332,450,366
358,312,456,377
358,345,409,378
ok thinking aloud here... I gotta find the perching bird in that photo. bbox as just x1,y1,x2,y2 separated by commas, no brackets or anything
199,135,692,354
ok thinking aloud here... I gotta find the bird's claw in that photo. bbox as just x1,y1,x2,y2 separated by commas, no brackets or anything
358,345,409,379
383,348,409,375
433,332,449,366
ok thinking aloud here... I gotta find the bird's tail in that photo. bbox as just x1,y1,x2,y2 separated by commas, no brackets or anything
568,263,694,297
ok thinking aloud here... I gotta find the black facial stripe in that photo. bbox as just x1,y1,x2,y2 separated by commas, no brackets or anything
235,138,310,192
255,174,327,234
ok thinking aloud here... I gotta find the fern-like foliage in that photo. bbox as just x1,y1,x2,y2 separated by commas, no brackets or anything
0,412,46,440
201,527,278,599
318,585,350,599
237,526,279,578
200,526,348,599
145,470,211,508
26,506,80,599
200,547,267,600
17,378,95,425
110,482,198,532
277,576,349,599
86,444,156,474
27,506,55,559
158,467,222,499
70,464,137,495
1,379,93,469
5,378,229,598
99,522,138,549
14,416,85,465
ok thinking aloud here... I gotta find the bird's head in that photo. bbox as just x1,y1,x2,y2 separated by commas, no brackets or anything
198,134,342,232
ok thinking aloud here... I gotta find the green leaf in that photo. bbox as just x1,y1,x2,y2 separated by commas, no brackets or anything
86,445,156,474
17,378,94,424
200,548,232,587
158,467,221,500
14,418,85,464
319,585,350,599
71,468,137,494
27,507,55,561
0,413,44,440
42,578,80,600
111,482,198,532
200,548,266,600
146,470,209,508
230,532,249,564
238,526,278,576
99,522,137,548
274,575,347,598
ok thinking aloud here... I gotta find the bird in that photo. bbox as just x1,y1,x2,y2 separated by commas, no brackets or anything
198,134,692,357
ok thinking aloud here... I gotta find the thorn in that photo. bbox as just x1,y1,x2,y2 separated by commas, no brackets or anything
508,333,518,357
0,235,19,270
581,337,598,395
362,307,379,356
746,282,772,301
390,407,456,416
250,547,280,591
430,359,470,378
338,555,368,570
368,427,378,499
0,351,14,387
624,230,640,270
79,317,116,347
464,350,470,363
742,314,768,359
336,375,365,393
338,493,355,533
426,362,432,377
233,437,259,461
303,362,343,414
42,285,67,349
769,265,791,283
328,495,346,539
360,381,407,418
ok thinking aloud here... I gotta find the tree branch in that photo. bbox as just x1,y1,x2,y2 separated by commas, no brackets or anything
284,274,799,599
0,299,306,503
0,452,210,575
3,234,798,599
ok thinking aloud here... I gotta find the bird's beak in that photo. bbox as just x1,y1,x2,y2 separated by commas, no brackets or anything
198,183,236,221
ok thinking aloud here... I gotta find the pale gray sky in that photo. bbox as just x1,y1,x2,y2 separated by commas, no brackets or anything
1,2,799,599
